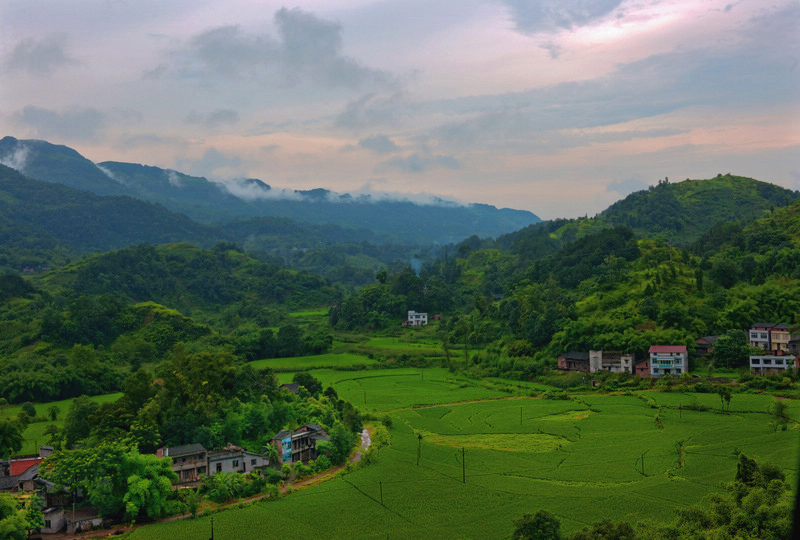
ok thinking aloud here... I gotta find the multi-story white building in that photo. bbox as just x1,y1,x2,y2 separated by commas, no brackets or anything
749,355,797,374
648,345,687,377
406,310,428,326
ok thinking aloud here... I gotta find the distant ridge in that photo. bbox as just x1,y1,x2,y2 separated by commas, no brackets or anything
0,136,542,245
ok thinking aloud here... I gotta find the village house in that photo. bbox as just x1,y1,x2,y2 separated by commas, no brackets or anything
556,351,590,372
207,443,270,475
749,323,791,354
156,443,207,483
749,355,798,374
557,351,633,373
405,310,428,326
270,423,329,465
694,335,719,357
648,345,687,377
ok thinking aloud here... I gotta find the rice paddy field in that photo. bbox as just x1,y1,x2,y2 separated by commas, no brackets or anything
248,352,378,371
128,370,800,540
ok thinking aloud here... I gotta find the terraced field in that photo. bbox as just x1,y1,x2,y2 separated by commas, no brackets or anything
128,378,799,540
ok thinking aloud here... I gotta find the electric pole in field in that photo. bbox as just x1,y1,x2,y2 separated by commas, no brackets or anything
462,447,466,483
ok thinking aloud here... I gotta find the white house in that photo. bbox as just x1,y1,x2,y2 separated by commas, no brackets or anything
648,345,687,377
208,444,269,475
406,310,428,326
749,355,797,374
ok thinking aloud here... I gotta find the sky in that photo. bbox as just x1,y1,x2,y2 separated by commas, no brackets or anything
1,0,798,219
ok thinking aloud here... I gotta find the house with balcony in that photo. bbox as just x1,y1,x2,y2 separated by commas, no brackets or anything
750,355,798,374
156,443,207,483
749,323,791,354
648,345,687,377
270,424,329,465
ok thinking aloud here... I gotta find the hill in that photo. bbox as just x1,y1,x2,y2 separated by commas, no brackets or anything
0,136,542,245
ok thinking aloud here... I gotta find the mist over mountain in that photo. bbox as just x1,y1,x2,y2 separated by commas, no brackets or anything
0,136,541,245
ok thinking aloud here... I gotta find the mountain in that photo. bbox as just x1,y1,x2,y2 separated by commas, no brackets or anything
0,163,219,271
0,136,541,245
597,175,799,244
497,175,800,264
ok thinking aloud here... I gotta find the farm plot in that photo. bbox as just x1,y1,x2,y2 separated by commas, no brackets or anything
275,368,531,411
130,392,798,540
248,352,377,371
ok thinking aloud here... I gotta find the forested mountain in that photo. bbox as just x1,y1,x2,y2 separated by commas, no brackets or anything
598,175,799,243
0,136,541,245
0,243,339,403
0,164,219,271
495,175,799,269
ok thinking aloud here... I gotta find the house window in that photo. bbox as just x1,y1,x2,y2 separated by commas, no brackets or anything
232,460,239,468
216,463,222,473
251,459,257,466
45,520,51,528
761,333,768,339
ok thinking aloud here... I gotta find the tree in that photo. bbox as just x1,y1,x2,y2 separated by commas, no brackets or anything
47,405,60,422
512,510,562,540
712,330,749,369
23,494,44,534
62,395,100,448
292,372,322,398
716,386,732,411
0,418,24,459
0,493,27,540
566,519,636,540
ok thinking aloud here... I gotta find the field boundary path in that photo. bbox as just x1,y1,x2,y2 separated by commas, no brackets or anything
47,428,372,539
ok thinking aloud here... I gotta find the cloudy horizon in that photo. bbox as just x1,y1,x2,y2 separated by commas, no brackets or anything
2,0,798,219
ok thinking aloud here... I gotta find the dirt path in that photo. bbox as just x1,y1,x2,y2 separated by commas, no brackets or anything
48,428,373,539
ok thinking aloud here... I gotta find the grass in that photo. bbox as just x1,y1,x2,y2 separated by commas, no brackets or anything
248,352,377,371
129,390,799,540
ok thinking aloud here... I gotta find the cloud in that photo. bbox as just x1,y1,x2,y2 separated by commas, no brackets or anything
11,106,105,141
162,7,391,91
4,34,75,76
378,151,460,174
96,164,128,185
358,134,399,154
0,142,31,172
334,92,405,130
186,109,240,128
501,0,624,34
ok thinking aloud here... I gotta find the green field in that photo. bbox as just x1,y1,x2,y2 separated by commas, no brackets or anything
128,386,799,540
248,352,378,371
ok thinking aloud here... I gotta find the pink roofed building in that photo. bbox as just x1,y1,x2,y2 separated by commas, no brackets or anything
648,345,687,377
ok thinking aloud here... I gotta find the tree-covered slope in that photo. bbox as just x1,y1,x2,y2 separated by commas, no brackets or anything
0,164,219,270
598,175,799,244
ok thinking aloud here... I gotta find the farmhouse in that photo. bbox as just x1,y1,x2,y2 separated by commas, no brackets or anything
749,355,798,374
270,423,329,465
695,335,719,357
557,350,633,373
556,351,589,372
749,323,791,354
648,345,687,377
405,310,428,326
208,444,270,475
156,443,208,483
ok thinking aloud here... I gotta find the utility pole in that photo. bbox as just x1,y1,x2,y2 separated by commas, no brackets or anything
417,434,422,466
641,453,645,476
462,447,466,483
379,481,384,505
210,516,214,540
